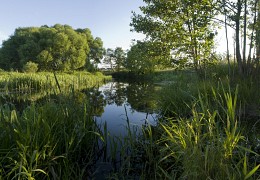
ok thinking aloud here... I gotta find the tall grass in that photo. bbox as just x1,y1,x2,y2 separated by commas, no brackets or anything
107,65,260,179
0,71,111,96
0,90,106,179
158,85,259,179
109,83,260,179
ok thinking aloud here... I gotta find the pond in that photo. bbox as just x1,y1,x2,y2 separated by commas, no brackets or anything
94,81,160,137
1,80,160,137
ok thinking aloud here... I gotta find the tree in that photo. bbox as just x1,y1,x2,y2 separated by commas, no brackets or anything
0,24,102,72
131,0,217,70
23,61,38,73
217,0,259,75
104,48,116,71
114,47,126,72
255,1,260,67
126,41,171,74
77,28,105,68
89,37,105,64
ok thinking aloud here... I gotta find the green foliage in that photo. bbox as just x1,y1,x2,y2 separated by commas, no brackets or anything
158,85,259,179
0,71,111,101
126,41,171,74
0,93,104,179
131,0,217,69
103,48,116,71
114,47,126,72
23,61,38,73
102,47,126,72
0,24,104,72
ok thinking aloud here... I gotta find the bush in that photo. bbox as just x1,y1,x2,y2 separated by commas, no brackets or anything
23,61,38,73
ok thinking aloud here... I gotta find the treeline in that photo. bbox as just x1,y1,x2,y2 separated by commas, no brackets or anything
130,0,260,75
0,24,104,72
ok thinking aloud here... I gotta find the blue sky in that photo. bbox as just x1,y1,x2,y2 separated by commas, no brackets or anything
0,0,145,50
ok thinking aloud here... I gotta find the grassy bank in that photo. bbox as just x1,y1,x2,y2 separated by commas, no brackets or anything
0,71,112,95
0,66,259,179
0,71,111,179
106,64,260,179
0,92,106,179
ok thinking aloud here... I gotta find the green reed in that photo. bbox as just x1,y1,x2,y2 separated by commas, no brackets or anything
0,71,111,95
157,84,259,179
0,91,106,179
107,81,259,179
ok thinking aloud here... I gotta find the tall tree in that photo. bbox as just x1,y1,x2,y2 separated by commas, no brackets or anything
131,0,217,70
104,48,115,71
0,24,102,72
256,1,260,65
218,0,259,74
114,47,126,72
126,41,171,74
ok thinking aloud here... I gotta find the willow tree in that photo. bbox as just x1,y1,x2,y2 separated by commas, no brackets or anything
0,24,103,72
131,0,217,70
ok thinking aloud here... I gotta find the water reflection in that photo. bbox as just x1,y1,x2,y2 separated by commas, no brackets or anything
95,81,159,136
0,81,159,137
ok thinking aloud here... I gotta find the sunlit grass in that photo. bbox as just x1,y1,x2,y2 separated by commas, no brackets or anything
0,71,111,95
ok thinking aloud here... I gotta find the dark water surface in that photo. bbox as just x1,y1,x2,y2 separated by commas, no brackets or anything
1,80,160,137
94,81,159,137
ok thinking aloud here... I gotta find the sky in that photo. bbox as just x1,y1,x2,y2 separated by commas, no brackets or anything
0,0,233,53
0,0,145,50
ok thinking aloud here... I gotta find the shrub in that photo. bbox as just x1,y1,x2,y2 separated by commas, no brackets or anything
23,61,38,73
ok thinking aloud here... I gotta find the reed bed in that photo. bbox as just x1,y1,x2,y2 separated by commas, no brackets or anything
0,71,111,95
106,83,260,179
0,91,106,179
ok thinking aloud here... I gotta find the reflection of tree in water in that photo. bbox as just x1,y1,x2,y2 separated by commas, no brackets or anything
101,81,158,113
126,82,158,113
83,88,106,117
103,82,127,106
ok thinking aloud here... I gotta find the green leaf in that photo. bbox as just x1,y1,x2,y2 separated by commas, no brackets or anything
244,164,260,180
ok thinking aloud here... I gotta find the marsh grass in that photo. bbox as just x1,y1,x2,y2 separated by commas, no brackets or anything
110,83,259,179
1,65,259,179
0,99,105,179
0,74,109,179
0,71,111,97
108,65,260,179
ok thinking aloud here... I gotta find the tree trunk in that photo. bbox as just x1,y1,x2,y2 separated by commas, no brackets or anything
256,0,260,65
242,0,247,71
236,0,243,74
224,0,231,77
247,0,257,74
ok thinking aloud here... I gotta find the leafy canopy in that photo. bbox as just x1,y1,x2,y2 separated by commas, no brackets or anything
131,0,217,69
0,24,104,72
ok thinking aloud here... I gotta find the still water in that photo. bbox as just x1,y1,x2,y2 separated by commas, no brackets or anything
2,80,160,137
94,81,159,137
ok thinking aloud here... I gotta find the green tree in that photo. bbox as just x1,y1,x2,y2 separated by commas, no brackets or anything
104,48,115,71
126,41,171,74
217,0,259,74
89,37,105,64
23,61,38,73
114,47,126,72
76,28,105,69
131,0,217,70
0,24,101,72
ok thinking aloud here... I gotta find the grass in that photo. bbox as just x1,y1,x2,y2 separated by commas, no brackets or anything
0,91,107,179
0,71,111,96
0,65,260,179
0,71,111,179
107,81,260,179
106,63,260,179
